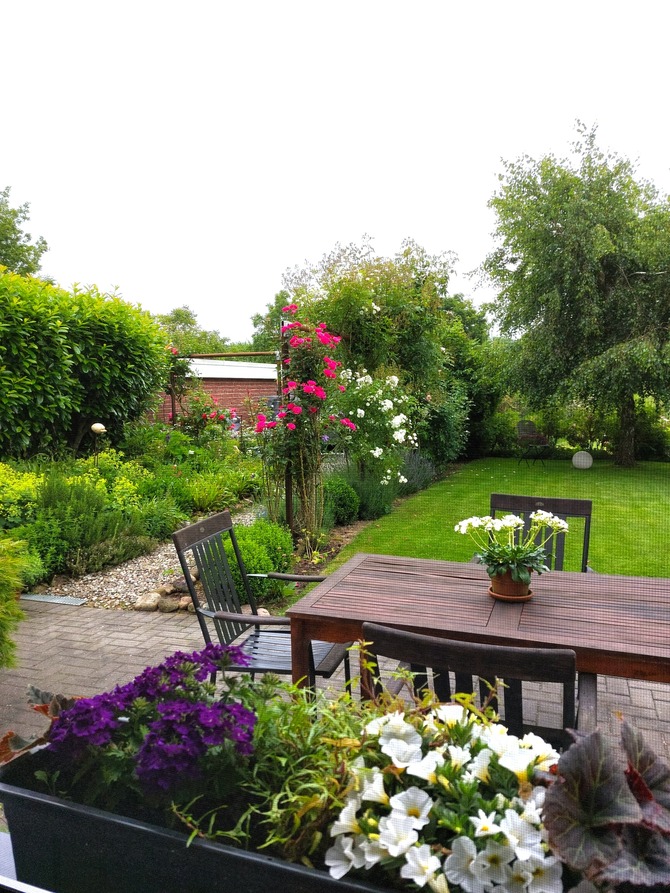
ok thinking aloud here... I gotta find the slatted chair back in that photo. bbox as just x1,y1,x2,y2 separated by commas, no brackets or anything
172,510,256,648
490,493,593,573
361,623,585,747
173,511,351,688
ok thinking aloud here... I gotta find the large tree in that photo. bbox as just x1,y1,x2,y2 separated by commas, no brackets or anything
0,186,48,275
154,305,231,356
483,125,670,466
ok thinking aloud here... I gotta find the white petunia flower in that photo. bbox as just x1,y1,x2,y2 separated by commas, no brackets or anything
500,809,544,861
432,704,468,726
378,814,419,857
330,798,362,836
525,853,563,893
389,787,434,829
474,840,515,884
401,844,442,887
325,834,366,878
470,808,502,837
406,748,445,782
444,837,489,893
447,744,472,770
382,736,424,768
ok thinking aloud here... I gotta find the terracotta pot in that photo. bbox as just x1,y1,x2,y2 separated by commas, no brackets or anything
488,569,533,602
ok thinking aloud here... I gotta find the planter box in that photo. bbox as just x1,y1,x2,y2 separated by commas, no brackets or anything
0,755,386,893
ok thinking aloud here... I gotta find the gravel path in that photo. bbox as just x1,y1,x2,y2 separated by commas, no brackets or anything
45,541,187,610
42,508,263,611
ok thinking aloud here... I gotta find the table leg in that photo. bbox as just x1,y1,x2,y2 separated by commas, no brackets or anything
290,617,311,686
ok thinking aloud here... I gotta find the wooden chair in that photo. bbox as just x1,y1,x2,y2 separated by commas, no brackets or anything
172,511,350,688
490,493,593,572
361,622,597,749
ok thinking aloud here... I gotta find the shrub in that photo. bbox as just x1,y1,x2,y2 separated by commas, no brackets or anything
323,476,360,525
132,497,188,540
224,537,273,604
0,269,169,457
240,520,294,572
345,468,397,520
185,474,236,514
0,538,28,667
66,535,156,576
478,410,519,457
0,463,39,529
417,385,470,465
396,450,435,495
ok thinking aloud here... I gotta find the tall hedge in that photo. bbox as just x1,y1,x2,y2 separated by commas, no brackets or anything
0,267,169,456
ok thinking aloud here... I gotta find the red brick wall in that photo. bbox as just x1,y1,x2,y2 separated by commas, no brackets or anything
151,378,279,423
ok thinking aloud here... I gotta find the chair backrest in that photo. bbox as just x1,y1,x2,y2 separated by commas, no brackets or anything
172,511,257,646
490,493,592,572
361,622,577,741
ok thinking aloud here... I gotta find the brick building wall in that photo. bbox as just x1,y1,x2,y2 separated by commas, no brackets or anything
151,359,278,423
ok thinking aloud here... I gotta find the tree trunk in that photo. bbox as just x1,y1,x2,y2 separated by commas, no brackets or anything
614,395,636,467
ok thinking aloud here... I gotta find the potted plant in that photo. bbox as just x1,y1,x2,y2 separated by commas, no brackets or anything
0,641,569,893
1,642,669,893
454,511,569,601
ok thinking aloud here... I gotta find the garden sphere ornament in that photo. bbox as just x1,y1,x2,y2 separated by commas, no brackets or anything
572,450,593,469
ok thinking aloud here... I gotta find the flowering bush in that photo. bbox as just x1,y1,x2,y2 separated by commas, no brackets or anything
334,369,419,488
251,304,354,550
326,703,562,892
455,513,569,584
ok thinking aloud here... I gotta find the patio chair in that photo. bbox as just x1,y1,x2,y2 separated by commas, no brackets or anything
361,622,597,749
172,511,350,688
490,493,593,572
517,419,552,466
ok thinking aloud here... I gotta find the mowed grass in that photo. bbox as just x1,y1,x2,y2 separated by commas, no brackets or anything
331,458,670,577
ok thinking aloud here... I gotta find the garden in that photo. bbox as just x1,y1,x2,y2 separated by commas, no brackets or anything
2,130,670,892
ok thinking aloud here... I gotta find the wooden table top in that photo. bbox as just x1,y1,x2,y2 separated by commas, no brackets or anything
287,553,670,683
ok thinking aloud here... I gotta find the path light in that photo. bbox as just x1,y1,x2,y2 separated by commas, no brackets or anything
91,423,106,466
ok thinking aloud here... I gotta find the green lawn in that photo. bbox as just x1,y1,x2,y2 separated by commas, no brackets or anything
331,458,670,577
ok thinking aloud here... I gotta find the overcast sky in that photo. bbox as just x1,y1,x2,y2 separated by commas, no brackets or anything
3,1,669,341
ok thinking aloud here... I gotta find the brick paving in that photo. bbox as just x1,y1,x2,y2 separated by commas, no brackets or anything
1,600,669,762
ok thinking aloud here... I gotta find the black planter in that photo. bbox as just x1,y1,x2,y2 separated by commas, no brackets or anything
0,754,387,893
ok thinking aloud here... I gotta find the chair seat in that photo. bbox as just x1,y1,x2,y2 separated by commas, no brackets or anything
229,628,349,680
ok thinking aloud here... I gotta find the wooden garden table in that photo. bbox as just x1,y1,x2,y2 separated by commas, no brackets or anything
287,553,670,686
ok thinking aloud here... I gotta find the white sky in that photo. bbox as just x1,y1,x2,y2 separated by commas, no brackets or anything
3,1,669,342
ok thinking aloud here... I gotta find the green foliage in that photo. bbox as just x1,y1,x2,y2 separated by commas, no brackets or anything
484,123,670,466
0,462,39,528
154,305,230,356
323,476,360,525
345,466,398,520
0,269,169,457
224,537,273,603
232,519,294,601
15,471,155,580
544,722,670,890
476,410,519,457
0,187,48,275
241,519,293,572
0,537,28,667
416,384,470,465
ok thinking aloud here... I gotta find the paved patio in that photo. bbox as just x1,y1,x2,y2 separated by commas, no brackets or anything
1,599,669,758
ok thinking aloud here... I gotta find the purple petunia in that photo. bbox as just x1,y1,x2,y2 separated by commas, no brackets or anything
48,642,256,796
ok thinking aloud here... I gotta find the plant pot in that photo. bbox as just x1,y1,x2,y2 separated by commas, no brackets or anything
0,753,387,893
488,569,533,602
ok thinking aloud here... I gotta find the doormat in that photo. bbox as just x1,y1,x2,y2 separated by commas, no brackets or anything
21,594,87,606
